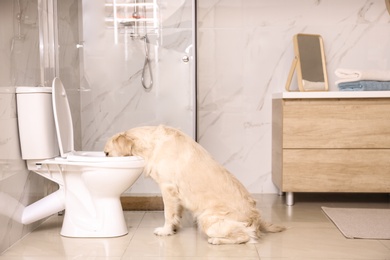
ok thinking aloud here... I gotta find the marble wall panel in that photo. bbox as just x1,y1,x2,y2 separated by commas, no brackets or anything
197,0,390,193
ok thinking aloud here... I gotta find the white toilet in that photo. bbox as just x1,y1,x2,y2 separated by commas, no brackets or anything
16,78,145,238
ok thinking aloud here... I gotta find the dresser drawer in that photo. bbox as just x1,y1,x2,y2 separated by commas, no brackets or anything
282,149,390,192
283,99,390,149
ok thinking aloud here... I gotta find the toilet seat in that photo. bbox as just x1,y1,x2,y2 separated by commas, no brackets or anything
66,151,141,162
48,153,145,168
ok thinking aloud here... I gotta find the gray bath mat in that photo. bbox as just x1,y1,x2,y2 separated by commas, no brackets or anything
322,207,390,240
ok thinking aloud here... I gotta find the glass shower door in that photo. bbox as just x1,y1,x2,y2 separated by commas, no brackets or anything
79,0,196,150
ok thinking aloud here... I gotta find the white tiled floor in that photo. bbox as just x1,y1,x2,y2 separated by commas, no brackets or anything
1,194,390,259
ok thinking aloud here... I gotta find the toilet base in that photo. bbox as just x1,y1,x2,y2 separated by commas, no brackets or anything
24,154,144,238
60,197,128,238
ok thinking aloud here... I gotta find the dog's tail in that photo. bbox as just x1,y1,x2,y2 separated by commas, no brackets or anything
250,212,286,239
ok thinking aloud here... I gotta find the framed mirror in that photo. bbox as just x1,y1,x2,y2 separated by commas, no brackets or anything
285,33,329,92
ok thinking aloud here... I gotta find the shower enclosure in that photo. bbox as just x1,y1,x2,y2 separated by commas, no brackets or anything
79,0,197,151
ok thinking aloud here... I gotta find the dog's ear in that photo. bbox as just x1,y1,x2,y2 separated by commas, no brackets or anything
111,134,134,156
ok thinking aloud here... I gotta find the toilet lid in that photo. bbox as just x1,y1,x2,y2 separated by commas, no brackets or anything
52,77,74,157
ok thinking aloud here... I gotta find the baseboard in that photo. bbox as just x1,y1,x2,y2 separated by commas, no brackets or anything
120,196,164,211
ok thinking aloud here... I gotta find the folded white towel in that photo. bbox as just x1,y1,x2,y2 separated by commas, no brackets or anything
335,68,390,85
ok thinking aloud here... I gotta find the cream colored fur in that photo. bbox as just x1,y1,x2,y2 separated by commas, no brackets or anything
104,125,285,244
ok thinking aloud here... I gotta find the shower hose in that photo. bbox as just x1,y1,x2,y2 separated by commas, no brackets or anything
141,35,153,91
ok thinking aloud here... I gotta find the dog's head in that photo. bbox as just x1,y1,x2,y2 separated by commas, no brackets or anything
104,127,154,157
104,133,134,157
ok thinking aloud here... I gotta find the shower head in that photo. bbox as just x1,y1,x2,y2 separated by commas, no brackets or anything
120,21,135,27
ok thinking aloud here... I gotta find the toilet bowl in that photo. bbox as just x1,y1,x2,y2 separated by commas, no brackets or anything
16,78,145,238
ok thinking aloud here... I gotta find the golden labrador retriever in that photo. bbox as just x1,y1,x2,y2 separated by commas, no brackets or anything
104,125,285,244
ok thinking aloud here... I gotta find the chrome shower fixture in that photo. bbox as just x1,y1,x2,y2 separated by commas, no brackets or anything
121,0,148,39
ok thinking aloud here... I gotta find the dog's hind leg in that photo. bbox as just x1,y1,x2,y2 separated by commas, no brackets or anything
154,183,182,236
200,217,254,245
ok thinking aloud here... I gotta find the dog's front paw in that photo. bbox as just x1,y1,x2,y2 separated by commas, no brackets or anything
154,226,175,236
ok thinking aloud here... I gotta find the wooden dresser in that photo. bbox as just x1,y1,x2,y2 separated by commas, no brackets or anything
272,92,390,205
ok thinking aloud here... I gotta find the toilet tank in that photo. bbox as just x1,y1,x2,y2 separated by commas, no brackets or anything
16,87,60,160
